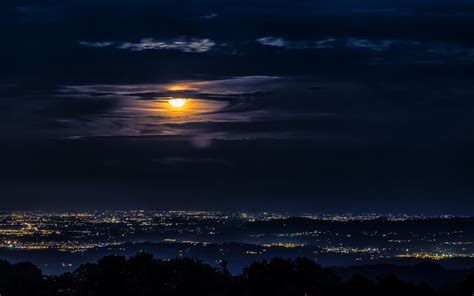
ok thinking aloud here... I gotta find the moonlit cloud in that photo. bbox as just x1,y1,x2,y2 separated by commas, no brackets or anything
257,36,395,51
256,37,288,47
255,36,474,63
345,38,395,52
79,41,114,48
62,76,282,96
198,13,218,19
54,76,288,138
257,36,335,49
315,38,337,49
118,38,216,53
80,38,217,53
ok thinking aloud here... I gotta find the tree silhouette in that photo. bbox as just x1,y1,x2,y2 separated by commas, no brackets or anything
0,260,46,296
0,255,473,296
240,257,340,296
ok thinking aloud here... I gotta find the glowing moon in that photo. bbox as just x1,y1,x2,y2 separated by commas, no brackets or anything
168,98,187,108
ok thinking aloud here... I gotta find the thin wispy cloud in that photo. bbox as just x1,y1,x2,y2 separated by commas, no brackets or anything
256,37,288,47
80,38,217,53
257,36,403,52
345,38,395,52
79,41,114,48
118,38,216,52
315,38,337,49
198,13,218,19
256,36,474,63
257,36,335,49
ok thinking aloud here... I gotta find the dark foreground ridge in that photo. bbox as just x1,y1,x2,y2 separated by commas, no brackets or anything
1,253,474,296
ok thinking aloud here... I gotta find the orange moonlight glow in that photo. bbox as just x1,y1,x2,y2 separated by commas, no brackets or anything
168,98,187,108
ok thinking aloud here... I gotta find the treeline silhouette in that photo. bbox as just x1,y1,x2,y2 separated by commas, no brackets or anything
1,253,474,296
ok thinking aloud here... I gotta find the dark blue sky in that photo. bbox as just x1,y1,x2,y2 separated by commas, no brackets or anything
1,1,474,214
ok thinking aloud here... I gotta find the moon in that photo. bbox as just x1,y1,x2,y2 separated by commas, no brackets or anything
168,98,187,108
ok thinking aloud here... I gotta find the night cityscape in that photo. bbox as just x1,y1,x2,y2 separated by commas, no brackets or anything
2,0,474,295
1,211,474,275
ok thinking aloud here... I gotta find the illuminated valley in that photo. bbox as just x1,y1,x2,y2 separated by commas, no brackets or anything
0,211,473,274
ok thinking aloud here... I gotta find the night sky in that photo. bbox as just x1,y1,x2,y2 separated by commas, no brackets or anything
1,0,474,213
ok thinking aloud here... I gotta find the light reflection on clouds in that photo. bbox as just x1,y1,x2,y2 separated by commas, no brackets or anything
57,76,284,139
